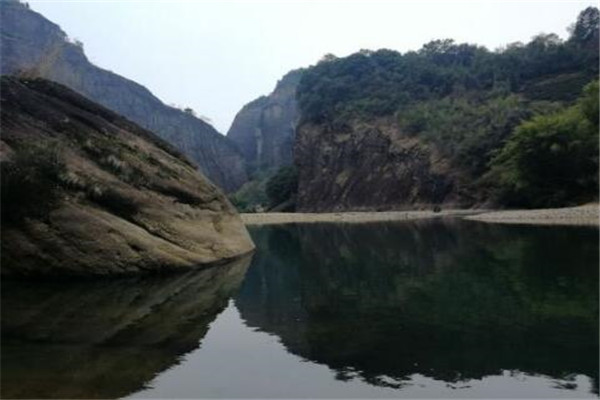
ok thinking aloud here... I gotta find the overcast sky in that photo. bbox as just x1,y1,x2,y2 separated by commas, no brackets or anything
28,0,595,134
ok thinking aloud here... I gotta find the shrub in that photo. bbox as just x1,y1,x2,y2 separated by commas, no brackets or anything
88,187,139,220
1,144,66,224
489,81,599,207
266,166,298,207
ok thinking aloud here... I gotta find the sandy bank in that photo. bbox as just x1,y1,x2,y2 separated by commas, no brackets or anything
241,205,599,226
464,204,599,226
241,210,477,225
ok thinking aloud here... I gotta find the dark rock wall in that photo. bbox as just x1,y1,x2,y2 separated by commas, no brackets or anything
294,119,458,212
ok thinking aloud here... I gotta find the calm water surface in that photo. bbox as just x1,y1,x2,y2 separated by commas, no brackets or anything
2,219,598,398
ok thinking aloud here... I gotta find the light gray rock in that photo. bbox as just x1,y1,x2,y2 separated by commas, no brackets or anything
227,69,302,173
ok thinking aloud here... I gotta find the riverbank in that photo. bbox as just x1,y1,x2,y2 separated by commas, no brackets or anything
241,210,477,225
464,204,599,226
241,204,599,226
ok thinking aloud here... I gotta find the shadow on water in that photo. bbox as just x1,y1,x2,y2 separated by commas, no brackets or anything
235,219,599,394
1,256,251,399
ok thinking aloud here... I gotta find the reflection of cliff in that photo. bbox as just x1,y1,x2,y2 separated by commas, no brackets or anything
236,222,599,390
1,256,251,399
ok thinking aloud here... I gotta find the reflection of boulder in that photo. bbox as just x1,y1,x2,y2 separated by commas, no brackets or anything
1,256,251,399
236,221,598,390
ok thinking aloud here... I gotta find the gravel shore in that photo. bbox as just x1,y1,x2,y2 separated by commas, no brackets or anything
464,204,599,226
242,210,478,225
241,205,599,226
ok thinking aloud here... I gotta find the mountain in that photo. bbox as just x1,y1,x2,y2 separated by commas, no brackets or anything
0,0,247,192
227,69,302,174
294,8,599,211
0,76,254,276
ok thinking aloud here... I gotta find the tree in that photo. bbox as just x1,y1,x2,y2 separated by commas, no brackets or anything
489,81,599,207
183,107,196,116
1,143,66,223
569,7,600,46
266,166,298,207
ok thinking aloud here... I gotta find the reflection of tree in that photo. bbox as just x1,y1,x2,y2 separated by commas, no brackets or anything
236,221,598,392
1,256,251,399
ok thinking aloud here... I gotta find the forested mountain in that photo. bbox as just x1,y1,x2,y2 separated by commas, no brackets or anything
292,7,599,211
0,0,247,192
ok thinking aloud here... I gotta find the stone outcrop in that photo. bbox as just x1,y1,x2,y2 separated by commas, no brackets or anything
227,69,302,173
0,77,254,276
294,119,459,212
0,0,247,192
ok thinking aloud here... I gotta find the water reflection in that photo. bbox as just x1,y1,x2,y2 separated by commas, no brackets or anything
1,256,251,399
236,220,599,395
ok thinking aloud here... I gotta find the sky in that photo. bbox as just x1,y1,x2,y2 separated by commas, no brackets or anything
28,0,596,134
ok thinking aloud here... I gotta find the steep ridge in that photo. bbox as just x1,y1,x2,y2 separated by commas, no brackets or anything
0,0,247,192
0,77,254,276
227,69,302,173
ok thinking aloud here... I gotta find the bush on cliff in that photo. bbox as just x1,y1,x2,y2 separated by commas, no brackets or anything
488,81,599,207
1,143,66,224
266,166,298,208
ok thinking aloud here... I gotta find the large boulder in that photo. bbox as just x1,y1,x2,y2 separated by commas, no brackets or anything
0,77,254,276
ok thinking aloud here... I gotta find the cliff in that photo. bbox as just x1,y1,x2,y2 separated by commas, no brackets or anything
0,0,247,192
295,119,457,212
0,77,254,276
227,69,302,173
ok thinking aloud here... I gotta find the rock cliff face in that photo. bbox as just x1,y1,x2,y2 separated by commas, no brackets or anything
227,69,301,173
0,0,247,192
0,77,254,276
295,119,458,212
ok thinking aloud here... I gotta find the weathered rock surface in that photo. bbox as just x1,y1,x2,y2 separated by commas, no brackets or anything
295,119,459,212
0,0,247,192
0,77,254,276
227,69,302,173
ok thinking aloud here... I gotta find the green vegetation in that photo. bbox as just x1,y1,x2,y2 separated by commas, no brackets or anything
397,94,558,180
229,169,273,212
295,7,599,207
489,81,599,207
1,143,66,223
298,8,598,124
0,139,143,224
266,166,298,209
230,166,298,212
